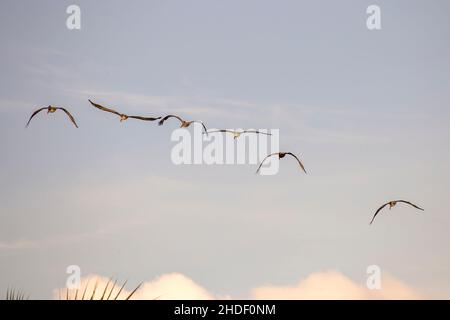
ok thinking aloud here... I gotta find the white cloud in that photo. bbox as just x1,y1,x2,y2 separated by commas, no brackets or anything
133,273,215,300
250,270,423,300
52,270,423,300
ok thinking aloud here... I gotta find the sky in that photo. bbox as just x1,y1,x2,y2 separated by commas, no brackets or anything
1,0,450,299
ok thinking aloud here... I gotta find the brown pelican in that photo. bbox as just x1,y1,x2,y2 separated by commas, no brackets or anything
205,129,272,139
26,106,78,128
370,200,424,225
158,114,208,134
88,100,161,122
256,152,307,174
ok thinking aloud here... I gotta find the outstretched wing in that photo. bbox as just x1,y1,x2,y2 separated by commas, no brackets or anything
256,153,279,174
192,120,208,134
397,200,424,211
88,100,121,116
242,130,272,136
370,202,389,225
25,107,47,127
57,108,79,128
158,115,183,126
286,152,307,174
128,115,161,121
204,129,233,135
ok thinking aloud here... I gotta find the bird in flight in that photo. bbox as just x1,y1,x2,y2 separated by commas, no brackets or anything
370,200,424,225
158,115,208,134
256,152,307,174
26,106,78,128
88,100,161,122
205,129,272,139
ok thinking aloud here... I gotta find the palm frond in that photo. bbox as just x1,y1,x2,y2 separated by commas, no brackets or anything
5,288,29,300
58,277,142,300
125,282,143,300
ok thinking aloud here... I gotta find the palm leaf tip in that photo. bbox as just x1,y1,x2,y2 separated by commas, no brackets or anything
5,288,29,300
125,282,143,300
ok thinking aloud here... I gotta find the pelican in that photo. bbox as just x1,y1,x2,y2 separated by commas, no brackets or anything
256,152,307,174
26,106,78,128
370,200,424,225
205,129,272,139
158,114,208,134
88,100,161,122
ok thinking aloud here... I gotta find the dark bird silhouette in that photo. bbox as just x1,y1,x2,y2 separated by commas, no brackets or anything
88,100,161,122
370,200,424,225
158,114,208,134
205,129,272,139
256,152,307,174
26,106,78,128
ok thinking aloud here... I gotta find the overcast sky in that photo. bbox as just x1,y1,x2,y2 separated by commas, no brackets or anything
1,0,450,299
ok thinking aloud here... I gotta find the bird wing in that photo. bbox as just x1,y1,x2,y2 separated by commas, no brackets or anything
396,200,424,211
370,202,390,225
128,115,161,121
25,107,47,127
205,129,233,134
256,153,279,174
57,108,79,128
242,130,272,136
88,100,122,116
286,152,307,174
192,120,208,134
158,115,183,126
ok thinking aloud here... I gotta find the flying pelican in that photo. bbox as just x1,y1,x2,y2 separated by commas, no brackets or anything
370,200,424,225
205,129,272,139
88,100,161,122
256,152,307,174
158,115,208,134
26,106,78,128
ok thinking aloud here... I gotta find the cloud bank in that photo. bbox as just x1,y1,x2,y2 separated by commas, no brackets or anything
251,271,422,300
53,270,423,300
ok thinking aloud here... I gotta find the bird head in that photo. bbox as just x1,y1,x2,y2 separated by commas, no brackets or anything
120,115,128,122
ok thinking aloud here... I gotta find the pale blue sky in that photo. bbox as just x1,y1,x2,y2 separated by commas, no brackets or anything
1,0,450,298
